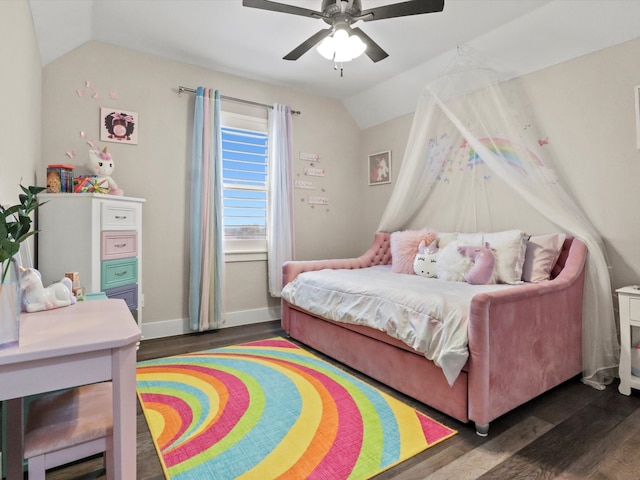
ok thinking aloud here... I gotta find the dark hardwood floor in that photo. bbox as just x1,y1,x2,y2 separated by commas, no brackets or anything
28,321,640,479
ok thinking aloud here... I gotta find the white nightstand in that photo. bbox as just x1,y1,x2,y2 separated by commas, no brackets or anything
617,285,640,395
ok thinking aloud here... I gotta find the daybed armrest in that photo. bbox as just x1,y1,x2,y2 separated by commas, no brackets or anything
282,232,392,286
467,238,588,429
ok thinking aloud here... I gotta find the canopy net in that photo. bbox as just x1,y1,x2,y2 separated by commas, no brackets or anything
378,53,619,389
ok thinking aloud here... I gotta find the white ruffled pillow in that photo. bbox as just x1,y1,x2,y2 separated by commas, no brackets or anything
436,240,473,282
456,232,484,246
483,230,529,284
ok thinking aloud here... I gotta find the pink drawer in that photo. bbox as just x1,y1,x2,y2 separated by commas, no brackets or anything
101,230,137,260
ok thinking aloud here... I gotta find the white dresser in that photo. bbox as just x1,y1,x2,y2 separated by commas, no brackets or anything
617,285,640,395
37,193,145,325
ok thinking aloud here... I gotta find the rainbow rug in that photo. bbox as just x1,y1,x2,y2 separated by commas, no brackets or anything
136,337,456,479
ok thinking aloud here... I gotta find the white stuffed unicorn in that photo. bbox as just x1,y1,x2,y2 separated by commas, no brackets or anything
87,147,124,195
19,267,76,312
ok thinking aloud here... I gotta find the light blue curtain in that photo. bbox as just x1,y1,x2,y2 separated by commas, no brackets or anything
267,104,294,296
189,87,225,331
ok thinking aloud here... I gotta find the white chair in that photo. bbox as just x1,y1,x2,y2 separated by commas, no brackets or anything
23,382,113,480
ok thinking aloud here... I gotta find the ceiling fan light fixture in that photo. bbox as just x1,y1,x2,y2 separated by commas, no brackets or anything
317,36,336,60
348,34,367,58
316,28,367,62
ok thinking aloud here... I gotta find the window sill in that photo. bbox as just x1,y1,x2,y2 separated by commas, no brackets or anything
224,250,267,263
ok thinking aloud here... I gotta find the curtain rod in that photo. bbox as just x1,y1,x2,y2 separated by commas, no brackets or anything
178,86,300,115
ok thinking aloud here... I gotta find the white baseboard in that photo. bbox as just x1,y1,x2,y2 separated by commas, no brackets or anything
140,306,281,340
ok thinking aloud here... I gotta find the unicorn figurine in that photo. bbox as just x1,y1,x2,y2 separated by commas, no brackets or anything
19,267,76,312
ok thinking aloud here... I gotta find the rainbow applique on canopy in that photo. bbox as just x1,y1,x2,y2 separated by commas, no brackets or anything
467,137,543,174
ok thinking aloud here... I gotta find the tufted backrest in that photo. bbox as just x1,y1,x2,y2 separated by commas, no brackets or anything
282,232,393,286
361,232,393,266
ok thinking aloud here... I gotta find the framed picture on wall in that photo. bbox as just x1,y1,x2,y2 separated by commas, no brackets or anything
368,150,391,185
635,86,640,150
100,107,139,144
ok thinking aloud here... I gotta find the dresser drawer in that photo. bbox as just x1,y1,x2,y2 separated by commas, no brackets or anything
104,284,138,310
101,258,138,290
101,202,139,230
101,231,137,260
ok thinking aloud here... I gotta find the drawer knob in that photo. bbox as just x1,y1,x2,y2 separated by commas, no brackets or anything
114,270,127,277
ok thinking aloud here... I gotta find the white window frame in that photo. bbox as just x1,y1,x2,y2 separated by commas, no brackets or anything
221,111,269,261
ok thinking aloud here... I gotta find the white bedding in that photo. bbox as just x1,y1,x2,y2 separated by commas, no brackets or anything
281,265,514,385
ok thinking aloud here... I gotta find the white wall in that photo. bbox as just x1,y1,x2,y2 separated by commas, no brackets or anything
359,37,640,291
517,38,640,289
41,42,363,335
0,0,41,208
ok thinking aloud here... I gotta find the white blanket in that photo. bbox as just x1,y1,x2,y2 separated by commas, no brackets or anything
281,265,513,385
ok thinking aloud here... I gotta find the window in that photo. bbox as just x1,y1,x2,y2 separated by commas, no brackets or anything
221,113,269,255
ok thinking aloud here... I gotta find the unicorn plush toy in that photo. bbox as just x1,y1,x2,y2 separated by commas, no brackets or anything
19,267,76,312
87,147,124,195
413,240,440,277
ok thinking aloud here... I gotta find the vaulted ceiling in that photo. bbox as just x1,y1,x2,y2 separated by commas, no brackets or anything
29,0,640,128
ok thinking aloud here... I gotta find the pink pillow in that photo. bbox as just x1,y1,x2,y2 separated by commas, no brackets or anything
522,233,566,282
390,229,437,274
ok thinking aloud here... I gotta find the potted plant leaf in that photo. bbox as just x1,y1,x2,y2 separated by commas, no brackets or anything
0,184,46,348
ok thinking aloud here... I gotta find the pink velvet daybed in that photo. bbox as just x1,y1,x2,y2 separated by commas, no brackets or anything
281,232,587,435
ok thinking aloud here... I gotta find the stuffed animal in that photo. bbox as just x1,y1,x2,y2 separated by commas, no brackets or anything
19,267,76,312
459,244,497,285
87,147,124,195
435,241,474,282
413,240,440,277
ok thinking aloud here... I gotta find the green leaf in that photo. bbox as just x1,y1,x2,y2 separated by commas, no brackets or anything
0,184,45,272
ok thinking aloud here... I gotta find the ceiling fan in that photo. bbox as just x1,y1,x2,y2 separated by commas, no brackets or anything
242,0,445,63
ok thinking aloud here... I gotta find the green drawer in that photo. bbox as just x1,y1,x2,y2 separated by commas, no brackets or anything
101,257,138,290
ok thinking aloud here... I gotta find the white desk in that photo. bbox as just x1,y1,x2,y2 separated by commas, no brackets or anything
0,299,141,479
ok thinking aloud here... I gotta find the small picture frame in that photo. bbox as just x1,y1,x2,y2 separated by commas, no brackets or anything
368,150,391,185
635,86,640,150
100,107,138,144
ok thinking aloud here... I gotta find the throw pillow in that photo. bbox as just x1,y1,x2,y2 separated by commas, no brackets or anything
483,230,529,284
522,233,567,282
390,229,437,274
436,232,458,248
436,240,473,282
456,232,484,246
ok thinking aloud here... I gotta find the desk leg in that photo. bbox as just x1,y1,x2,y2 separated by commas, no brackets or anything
5,398,23,480
111,344,137,480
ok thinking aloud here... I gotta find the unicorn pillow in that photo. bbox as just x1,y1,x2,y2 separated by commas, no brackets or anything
413,240,439,277
459,244,497,285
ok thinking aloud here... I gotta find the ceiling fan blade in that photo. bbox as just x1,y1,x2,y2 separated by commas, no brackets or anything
351,27,389,63
242,0,322,19
283,28,333,61
361,0,444,22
